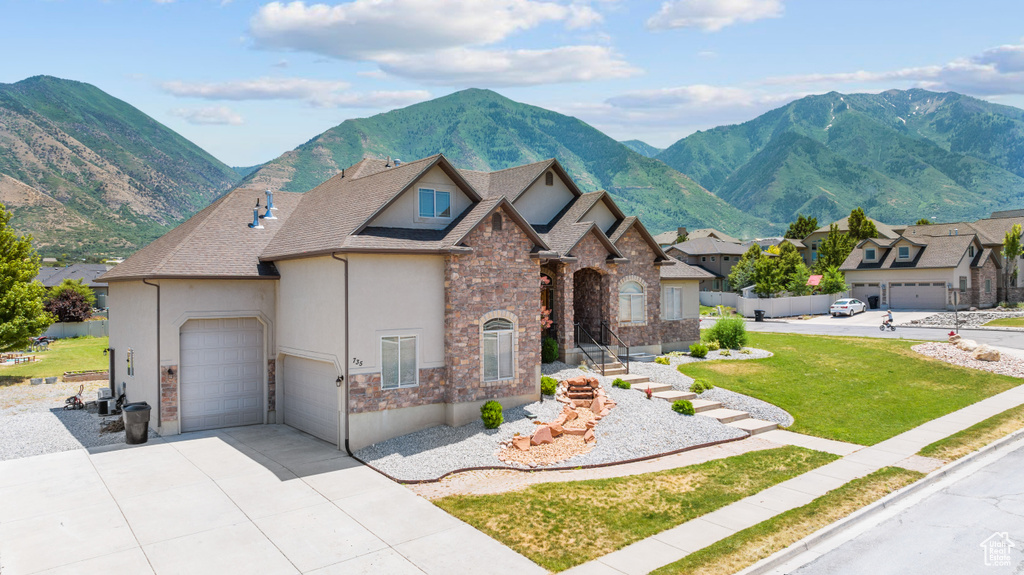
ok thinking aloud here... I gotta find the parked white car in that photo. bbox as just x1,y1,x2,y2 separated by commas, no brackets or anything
830,298,867,317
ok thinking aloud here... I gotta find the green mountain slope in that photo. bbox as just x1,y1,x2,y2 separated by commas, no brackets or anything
657,89,1024,225
619,140,663,158
0,76,240,257
243,89,775,238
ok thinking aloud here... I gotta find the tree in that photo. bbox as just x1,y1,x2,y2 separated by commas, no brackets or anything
785,214,818,240
819,266,849,295
815,223,854,273
44,289,93,322
0,203,54,351
753,253,785,297
915,218,933,225
1003,224,1023,302
51,279,96,308
674,232,688,244
728,245,763,294
777,241,803,281
847,207,879,242
787,263,813,296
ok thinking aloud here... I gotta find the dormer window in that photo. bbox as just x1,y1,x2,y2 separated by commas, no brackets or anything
865,248,876,260
545,171,554,186
968,245,975,257
898,246,909,259
418,188,451,219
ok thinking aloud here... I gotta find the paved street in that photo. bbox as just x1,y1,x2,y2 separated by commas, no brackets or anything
785,438,1024,575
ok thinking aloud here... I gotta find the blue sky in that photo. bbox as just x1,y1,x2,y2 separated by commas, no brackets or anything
3,0,1023,166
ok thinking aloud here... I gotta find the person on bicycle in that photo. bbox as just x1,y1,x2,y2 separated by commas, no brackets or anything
882,309,894,327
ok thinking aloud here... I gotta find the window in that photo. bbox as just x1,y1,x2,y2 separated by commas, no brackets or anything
492,212,503,231
710,256,716,262
701,256,707,262
811,252,818,261
417,188,451,219
959,276,967,292
968,245,975,257
898,246,910,259
545,171,554,186
985,279,992,293
381,336,417,389
619,281,645,323
483,319,514,381
712,279,720,290
811,243,817,251
865,248,876,260
723,256,730,261
663,286,683,320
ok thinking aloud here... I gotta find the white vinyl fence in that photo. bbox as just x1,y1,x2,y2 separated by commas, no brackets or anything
43,320,108,339
698,291,739,308
736,293,849,318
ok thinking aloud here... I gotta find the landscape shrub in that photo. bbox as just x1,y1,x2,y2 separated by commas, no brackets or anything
654,356,670,365
689,343,708,358
739,349,752,355
666,351,686,357
690,380,714,394
672,399,696,415
705,340,720,351
542,337,559,363
704,315,748,349
481,400,504,429
541,376,558,396
720,349,731,357
612,378,631,389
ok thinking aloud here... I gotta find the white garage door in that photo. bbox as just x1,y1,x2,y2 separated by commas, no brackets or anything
851,283,880,307
180,318,263,432
889,282,946,309
282,356,340,445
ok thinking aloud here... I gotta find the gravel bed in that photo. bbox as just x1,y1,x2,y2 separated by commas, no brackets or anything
912,342,1024,379
0,380,157,461
905,309,1024,329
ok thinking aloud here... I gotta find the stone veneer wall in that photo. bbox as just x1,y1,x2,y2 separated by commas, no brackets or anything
554,231,618,351
970,258,999,308
160,365,177,425
659,318,700,345
444,205,540,403
267,359,276,413
611,226,664,348
348,367,445,414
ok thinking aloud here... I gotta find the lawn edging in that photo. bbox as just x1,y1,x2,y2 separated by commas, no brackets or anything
734,425,1024,575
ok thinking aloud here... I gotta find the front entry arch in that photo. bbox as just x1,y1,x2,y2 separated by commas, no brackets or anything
573,268,607,341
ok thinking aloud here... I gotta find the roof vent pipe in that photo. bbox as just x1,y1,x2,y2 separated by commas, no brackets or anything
249,199,264,229
954,228,958,235
394,159,402,167
385,156,391,168
265,189,276,211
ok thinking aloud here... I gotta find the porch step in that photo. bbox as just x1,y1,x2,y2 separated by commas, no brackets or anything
602,367,628,376
689,399,723,413
631,382,672,393
652,390,697,402
598,362,624,370
624,353,658,363
616,374,649,385
727,418,779,435
699,408,750,424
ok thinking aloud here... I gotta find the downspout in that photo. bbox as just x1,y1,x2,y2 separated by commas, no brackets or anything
142,279,161,426
331,253,353,456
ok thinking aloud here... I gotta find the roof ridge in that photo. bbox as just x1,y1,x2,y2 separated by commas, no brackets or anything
483,158,553,175
146,191,240,276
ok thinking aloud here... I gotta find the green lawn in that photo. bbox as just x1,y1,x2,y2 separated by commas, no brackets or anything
983,317,1024,327
700,305,736,316
919,403,1024,461
434,446,836,572
650,467,924,575
0,336,108,385
678,333,1022,446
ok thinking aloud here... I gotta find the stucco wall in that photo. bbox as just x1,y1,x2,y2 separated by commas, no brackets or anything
367,165,473,229
581,200,617,235
513,170,574,225
107,281,159,425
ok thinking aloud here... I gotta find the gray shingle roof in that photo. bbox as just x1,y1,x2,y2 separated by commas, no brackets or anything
669,237,749,256
813,216,900,239
687,228,740,243
35,264,111,288
660,263,716,279
842,234,977,271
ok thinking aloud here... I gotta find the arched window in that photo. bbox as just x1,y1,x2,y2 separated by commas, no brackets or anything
545,171,554,186
619,281,645,323
483,318,514,381
492,212,503,231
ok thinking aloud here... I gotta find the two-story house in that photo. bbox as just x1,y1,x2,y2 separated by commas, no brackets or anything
802,216,900,266
665,237,754,292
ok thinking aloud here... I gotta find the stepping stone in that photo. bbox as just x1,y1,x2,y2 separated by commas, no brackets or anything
700,408,750,424
616,374,650,385
631,382,671,393
690,399,723,413
728,418,778,435
652,390,697,401
603,367,628,376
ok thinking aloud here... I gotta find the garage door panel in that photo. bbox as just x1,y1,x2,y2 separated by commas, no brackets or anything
890,283,946,309
282,356,340,445
180,318,263,433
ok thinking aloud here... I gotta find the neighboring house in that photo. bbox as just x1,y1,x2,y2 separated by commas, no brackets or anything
665,237,748,291
687,228,740,244
743,237,807,259
802,216,900,266
99,154,708,450
840,233,997,310
653,226,687,247
35,263,112,308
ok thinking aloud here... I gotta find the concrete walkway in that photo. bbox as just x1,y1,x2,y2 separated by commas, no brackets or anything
0,425,544,575
564,383,1024,575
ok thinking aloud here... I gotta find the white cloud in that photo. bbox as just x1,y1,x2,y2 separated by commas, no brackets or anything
160,77,430,108
647,0,783,31
169,106,244,125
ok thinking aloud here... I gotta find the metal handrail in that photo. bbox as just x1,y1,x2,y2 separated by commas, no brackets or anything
574,322,608,376
601,321,630,375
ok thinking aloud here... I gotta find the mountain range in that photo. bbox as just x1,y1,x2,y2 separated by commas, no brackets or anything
0,76,1022,260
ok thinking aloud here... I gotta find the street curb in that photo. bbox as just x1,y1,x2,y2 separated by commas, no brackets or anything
896,323,1024,332
736,426,1024,575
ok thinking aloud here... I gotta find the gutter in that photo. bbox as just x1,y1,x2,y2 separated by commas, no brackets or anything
142,278,161,426
331,253,353,457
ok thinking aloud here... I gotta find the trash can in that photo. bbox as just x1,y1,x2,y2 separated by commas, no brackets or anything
754,309,766,322
123,402,151,445
868,295,880,310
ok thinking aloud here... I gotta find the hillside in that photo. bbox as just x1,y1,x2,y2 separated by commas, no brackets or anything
242,89,775,238
0,76,240,257
620,140,663,158
657,89,1024,225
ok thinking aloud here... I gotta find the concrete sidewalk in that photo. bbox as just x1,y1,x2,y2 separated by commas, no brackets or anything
565,384,1024,575
0,425,545,575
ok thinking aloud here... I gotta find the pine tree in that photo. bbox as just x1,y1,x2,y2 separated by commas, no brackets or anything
815,223,854,273
728,245,763,294
0,203,54,351
787,263,813,296
847,207,879,242
785,214,818,240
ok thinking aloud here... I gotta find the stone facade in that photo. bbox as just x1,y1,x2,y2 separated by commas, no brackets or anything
160,365,177,424
554,230,619,351
659,318,701,346
444,206,540,404
348,367,445,413
267,358,276,413
613,227,664,346
970,257,999,308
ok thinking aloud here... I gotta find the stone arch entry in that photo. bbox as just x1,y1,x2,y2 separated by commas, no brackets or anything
573,268,606,341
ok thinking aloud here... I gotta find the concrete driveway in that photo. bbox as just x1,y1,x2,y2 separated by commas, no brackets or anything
797,310,939,327
0,425,544,575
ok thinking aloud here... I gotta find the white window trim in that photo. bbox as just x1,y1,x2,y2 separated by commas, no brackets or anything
662,286,683,320
865,248,876,261
898,246,910,259
479,311,518,386
380,334,418,390
483,319,514,382
618,276,647,326
416,187,453,221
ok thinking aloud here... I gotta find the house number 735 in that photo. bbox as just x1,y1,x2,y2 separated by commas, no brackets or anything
351,358,363,366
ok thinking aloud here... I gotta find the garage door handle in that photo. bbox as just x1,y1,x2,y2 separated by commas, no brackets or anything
336,376,344,387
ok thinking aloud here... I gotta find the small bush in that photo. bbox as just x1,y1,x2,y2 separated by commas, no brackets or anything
703,315,748,349
654,356,670,365
672,399,695,415
666,351,686,357
612,378,631,389
690,380,714,394
540,376,558,396
705,340,720,351
481,400,504,429
720,349,731,357
542,337,559,363
689,343,708,358
739,349,752,355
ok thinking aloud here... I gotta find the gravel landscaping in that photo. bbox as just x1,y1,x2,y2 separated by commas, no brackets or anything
355,352,787,482
911,342,1024,379
0,380,156,461
905,309,1024,329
